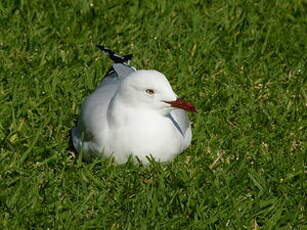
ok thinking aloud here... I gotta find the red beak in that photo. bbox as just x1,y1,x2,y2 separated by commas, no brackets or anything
163,98,197,112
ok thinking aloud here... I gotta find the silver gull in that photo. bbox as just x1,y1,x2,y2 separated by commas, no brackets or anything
72,45,196,163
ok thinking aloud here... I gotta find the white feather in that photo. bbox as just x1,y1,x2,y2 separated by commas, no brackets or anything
72,63,193,163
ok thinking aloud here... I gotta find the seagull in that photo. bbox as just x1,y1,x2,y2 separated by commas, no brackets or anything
72,45,196,163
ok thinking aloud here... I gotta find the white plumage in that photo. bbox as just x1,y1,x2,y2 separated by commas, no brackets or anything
72,46,196,163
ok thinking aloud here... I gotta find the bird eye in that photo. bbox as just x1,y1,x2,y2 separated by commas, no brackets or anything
145,89,155,95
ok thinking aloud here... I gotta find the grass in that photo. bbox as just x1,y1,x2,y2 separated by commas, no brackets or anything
0,0,306,229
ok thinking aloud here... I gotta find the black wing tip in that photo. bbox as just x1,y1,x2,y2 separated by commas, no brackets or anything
123,54,133,61
96,44,133,64
96,44,109,52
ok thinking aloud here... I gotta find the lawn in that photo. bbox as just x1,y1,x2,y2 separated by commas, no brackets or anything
0,0,306,229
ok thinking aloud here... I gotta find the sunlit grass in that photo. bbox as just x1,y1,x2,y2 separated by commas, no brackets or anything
0,0,306,229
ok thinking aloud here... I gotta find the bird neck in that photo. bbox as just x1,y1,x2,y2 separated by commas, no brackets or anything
107,94,161,128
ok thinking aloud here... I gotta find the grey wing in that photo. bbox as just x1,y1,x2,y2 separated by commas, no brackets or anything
87,63,137,126
98,63,136,88
113,63,136,79
78,63,137,138
72,63,137,155
170,109,192,149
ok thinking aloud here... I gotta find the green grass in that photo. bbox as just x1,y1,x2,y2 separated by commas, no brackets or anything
0,0,306,229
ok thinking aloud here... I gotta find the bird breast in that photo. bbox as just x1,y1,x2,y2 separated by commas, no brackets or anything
105,105,185,162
